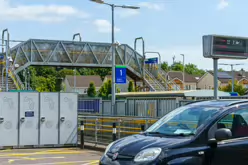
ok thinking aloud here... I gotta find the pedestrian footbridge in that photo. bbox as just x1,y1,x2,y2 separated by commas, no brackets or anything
10,39,143,79
7,39,179,91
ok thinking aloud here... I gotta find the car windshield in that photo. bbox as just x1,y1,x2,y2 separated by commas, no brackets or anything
145,105,222,136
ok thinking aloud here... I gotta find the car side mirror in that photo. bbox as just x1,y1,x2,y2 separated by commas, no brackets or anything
208,128,232,148
215,128,232,141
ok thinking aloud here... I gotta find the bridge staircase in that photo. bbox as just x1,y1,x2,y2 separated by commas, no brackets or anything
144,69,166,91
158,69,181,91
0,67,23,91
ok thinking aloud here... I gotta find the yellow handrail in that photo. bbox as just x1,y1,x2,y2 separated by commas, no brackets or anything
8,70,21,90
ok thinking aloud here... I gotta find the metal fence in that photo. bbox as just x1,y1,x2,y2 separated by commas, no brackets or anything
78,116,158,145
78,96,248,118
78,97,179,118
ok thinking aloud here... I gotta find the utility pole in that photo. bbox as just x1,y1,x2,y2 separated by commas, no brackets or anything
180,54,185,90
90,0,140,115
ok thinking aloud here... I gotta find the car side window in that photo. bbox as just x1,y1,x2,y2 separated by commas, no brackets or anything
208,108,248,139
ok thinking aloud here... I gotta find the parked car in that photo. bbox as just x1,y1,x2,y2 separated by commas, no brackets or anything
99,99,248,165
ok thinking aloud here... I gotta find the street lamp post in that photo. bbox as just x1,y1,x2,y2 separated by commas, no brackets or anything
73,33,82,42
180,54,185,90
134,37,145,90
73,69,76,92
72,33,82,93
90,0,140,114
219,63,243,93
2,29,9,91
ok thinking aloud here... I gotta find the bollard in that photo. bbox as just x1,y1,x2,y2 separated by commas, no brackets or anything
80,120,84,149
141,125,145,132
112,122,116,141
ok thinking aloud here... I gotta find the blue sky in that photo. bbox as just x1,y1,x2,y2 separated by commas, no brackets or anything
1,0,248,71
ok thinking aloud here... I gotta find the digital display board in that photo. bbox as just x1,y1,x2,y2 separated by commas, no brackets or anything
202,35,248,59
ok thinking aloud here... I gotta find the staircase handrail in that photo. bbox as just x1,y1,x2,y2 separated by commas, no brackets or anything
145,69,166,90
9,67,25,90
159,70,181,90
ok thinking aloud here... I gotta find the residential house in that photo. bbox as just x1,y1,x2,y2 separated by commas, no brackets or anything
166,71,199,90
64,75,103,94
64,75,136,94
104,75,143,92
197,69,248,89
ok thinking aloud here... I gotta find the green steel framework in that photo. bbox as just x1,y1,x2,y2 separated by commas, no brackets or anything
9,39,144,79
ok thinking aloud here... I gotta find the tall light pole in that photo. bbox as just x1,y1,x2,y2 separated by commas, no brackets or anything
219,63,243,93
2,29,9,91
180,54,185,90
72,33,82,93
134,37,145,90
90,0,140,114
73,69,76,92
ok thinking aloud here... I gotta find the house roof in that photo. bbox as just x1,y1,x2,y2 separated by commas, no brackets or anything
167,71,198,83
65,75,103,88
105,75,133,81
208,70,248,83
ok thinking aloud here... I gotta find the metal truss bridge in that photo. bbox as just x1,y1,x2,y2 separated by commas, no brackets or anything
10,39,144,80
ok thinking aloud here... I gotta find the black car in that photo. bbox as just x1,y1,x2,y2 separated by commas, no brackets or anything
99,99,248,165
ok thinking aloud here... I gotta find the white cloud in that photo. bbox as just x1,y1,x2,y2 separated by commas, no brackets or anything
138,2,164,11
217,0,229,10
116,9,140,18
93,19,120,33
0,0,89,23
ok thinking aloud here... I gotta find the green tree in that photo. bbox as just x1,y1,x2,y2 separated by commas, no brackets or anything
87,82,97,97
58,68,80,79
128,80,135,92
161,62,170,72
185,63,205,76
220,80,247,96
98,79,120,98
32,76,56,92
79,68,111,80
171,61,183,71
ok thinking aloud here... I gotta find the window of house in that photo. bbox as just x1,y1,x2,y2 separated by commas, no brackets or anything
208,108,248,139
84,89,87,93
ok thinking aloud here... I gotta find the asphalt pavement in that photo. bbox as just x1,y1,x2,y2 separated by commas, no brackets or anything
0,147,102,165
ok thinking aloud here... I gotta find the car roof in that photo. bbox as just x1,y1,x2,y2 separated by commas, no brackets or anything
185,99,248,108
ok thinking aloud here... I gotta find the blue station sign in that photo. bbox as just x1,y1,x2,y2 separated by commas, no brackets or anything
115,65,126,84
145,57,158,64
0,54,4,60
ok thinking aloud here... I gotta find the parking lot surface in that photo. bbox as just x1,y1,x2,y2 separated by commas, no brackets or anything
0,148,102,165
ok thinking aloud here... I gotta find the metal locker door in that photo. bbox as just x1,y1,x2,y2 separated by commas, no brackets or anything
19,92,39,146
0,92,18,147
40,93,59,145
59,93,78,145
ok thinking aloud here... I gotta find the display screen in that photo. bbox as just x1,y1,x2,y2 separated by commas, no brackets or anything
212,36,248,56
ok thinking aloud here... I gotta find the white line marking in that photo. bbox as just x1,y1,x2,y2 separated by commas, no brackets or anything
13,160,96,165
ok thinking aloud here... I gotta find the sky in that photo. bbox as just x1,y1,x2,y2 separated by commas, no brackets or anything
1,0,248,71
